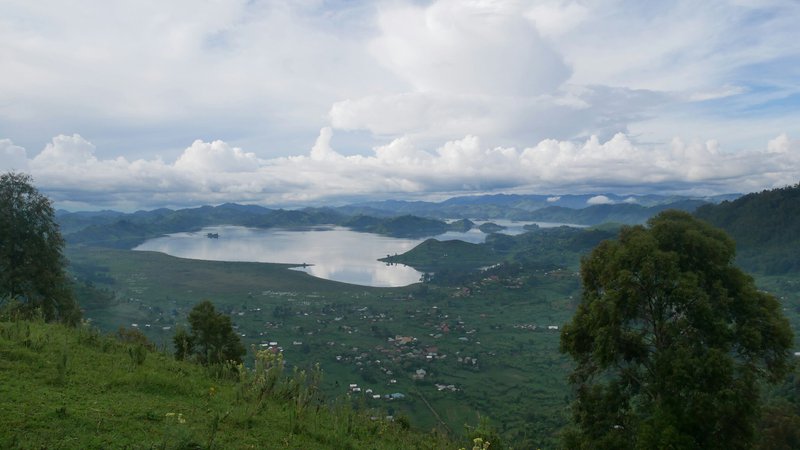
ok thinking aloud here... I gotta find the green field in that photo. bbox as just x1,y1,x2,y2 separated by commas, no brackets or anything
66,244,582,447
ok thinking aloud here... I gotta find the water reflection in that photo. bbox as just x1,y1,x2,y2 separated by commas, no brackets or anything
134,226,425,287
133,221,583,287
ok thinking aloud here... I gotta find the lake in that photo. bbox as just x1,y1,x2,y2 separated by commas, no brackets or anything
134,221,582,287
134,226,425,287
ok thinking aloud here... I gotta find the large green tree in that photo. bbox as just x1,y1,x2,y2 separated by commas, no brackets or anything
0,172,79,324
174,300,245,365
560,210,793,449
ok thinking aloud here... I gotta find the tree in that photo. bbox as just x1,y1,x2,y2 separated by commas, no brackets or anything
176,300,245,365
560,210,793,450
172,325,194,361
0,172,79,324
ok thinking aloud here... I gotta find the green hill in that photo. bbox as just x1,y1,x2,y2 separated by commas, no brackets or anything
694,183,800,274
0,317,456,449
382,226,617,275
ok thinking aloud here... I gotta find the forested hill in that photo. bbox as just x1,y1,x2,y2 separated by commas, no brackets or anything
694,183,800,274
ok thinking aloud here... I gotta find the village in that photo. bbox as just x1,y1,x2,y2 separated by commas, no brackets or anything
82,261,578,436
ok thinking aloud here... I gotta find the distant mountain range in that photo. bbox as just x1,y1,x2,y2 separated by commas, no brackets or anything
334,193,738,220
56,192,739,249
55,185,800,276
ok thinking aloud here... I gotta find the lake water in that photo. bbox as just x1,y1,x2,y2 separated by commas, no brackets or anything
134,226,426,287
134,221,582,287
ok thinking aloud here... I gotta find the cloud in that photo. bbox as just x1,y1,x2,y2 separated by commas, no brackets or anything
369,1,569,97
33,134,97,166
1,0,799,159
7,129,800,210
1,0,800,208
329,0,596,144
0,139,28,171
174,140,261,173
587,195,613,206
0,1,384,155
546,196,561,203
330,85,669,145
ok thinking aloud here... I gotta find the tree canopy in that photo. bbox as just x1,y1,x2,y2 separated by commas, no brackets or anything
560,210,793,449
174,300,245,365
0,172,79,324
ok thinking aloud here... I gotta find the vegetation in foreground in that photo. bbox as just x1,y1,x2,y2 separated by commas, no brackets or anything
561,211,793,449
0,314,457,449
0,172,80,324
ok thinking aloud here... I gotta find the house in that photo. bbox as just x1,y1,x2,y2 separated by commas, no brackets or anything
394,336,415,345
389,393,405,400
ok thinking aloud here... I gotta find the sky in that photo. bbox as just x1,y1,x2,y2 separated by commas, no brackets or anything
1,0,799,211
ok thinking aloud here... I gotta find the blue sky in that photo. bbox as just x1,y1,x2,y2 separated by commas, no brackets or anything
1,0,799,210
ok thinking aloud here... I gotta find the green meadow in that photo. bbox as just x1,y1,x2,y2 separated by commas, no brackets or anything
0,317,455,449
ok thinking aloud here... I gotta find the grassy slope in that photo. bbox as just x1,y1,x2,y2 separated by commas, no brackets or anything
0,318,454,449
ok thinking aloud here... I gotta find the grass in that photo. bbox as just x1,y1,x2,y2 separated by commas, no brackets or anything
66,244,581,447
0,317,457,449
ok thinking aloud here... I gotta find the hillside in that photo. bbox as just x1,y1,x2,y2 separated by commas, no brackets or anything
694,183,800,274
0,318,455,449
382,225,617,275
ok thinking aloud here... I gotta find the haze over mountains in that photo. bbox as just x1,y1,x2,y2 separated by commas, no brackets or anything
57,191,737,248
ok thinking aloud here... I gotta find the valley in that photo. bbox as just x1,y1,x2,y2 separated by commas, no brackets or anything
56,187,800,448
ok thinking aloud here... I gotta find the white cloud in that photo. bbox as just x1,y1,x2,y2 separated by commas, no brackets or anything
0,139,28,171
1,0,800,205
6,130,800,210
547,196,561,203
587,195,613,206
329,0,586,144
525,1,589,38
33,134,97,166
174,140,261,173
369,0,569,97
